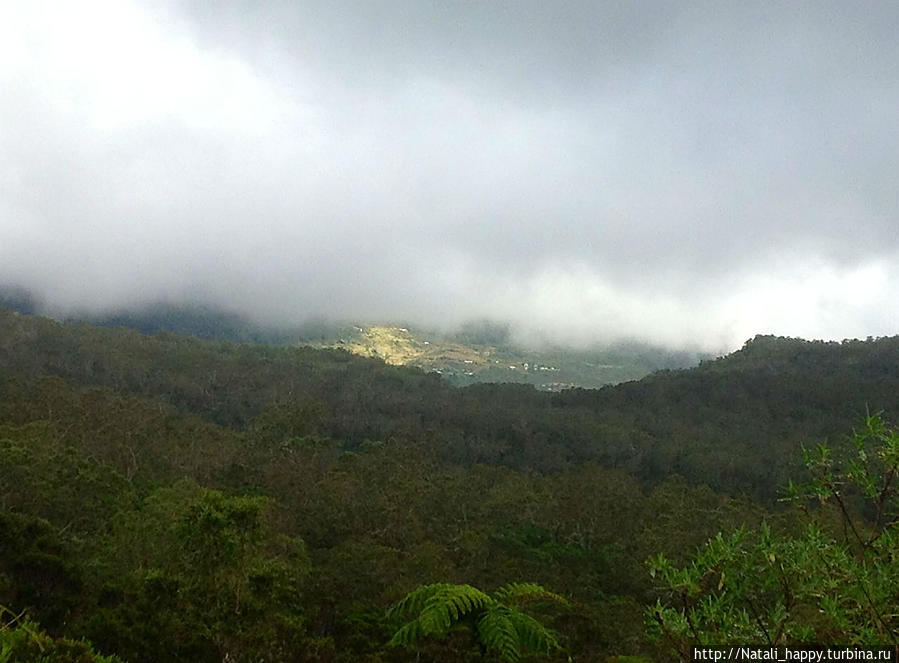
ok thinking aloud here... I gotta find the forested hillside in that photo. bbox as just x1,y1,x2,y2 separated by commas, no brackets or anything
3,307,898,497
0,289,704,390
1,307,898,660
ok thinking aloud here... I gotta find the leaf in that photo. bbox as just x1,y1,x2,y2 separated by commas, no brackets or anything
478,604,521,662
387,581,563,660
493,582,569,608
386,583,451,621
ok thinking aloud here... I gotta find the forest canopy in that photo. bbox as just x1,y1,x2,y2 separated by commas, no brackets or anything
1,307,898,660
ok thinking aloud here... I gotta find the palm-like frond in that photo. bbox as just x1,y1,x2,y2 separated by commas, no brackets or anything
507,609,561,654
387,581,565,661
389,619,424,646
493,582,569,608
388,583,493,645
478,604,522,662
386,582,454,621
417,584,491,634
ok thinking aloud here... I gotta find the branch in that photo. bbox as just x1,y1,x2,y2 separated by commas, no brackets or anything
652,608,691,662
744,596,772,645
681,592,703,646
831,489,867,553
867,468,896,545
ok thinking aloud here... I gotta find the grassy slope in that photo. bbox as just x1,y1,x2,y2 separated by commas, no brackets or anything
319,324,703,390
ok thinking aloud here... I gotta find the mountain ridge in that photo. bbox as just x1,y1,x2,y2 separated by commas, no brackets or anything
2,304,898,499
0,289,706,390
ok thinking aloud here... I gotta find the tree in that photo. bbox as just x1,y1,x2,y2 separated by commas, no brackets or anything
83,481,309,663
647,414,899,658
0,605,124,663
387,582,567,662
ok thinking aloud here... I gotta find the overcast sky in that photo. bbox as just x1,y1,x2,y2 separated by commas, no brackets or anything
1,1,897,350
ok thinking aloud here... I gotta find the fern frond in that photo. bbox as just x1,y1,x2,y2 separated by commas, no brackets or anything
478,604,521,662
388,620,423,646
418,584,491,634
386,583,453,621
438,584,491,616
388,581,564,660
493,582,569,608
507,609,561,654
389,583,494,647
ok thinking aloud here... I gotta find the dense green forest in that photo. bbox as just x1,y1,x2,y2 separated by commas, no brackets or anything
1,306,898,660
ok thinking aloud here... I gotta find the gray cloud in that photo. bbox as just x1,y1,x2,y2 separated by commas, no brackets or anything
1,0,898,350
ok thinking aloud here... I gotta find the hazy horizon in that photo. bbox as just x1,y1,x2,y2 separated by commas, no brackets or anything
2,1,898,352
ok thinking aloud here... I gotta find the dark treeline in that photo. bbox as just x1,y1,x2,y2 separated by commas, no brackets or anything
1,307,898,660
3,307,899,498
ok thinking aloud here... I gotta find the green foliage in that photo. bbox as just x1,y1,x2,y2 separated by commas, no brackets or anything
648,414,899,658
82,481,310,663
0,510,83,631
7,307,899,661
0,417,133,534
387,582,566,662
0,606,123,663
8,306,899,501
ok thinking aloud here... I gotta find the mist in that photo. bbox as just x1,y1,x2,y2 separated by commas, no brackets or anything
2,1,898,351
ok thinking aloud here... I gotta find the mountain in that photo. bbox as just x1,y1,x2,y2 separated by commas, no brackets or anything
0,289,704,389
0,284,40,315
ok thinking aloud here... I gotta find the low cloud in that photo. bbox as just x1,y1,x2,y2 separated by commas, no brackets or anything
2,1,898,351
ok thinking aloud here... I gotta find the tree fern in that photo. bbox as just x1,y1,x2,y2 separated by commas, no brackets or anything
507,610,560,654
493,582,569,608
386,583,452,621
387,582,565,662
478,604,521,662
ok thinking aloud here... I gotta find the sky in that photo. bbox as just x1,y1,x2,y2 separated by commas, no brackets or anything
1,1,897,351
